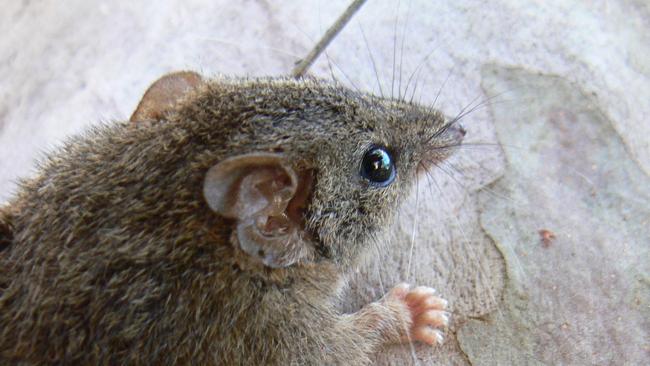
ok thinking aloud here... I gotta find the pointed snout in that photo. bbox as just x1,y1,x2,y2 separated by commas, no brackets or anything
446,123,466,145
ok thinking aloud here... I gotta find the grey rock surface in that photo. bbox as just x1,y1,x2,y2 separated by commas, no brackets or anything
1,0,648,364
457,65,649,365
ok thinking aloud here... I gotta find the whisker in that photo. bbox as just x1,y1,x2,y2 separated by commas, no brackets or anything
448,88,523,126
418,161,443,205
373,242,386,295
426,120,456,144
287,12,362,92
423,159,506,321
432,68,454,108
406,171,420,283
422,147,508,205
397,0,413,102
291,0,368,78
391,0,402,100
403,50,445,104
428,141,528,152
428,159,517,206
326,52,364,93
358,23,385,98
317,1,339,84
407,68,420,104
450,93,483,123
323,50,339,85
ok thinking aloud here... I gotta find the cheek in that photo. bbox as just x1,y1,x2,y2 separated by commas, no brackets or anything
357,188,401,224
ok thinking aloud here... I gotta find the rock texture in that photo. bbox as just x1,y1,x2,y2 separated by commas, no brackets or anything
457,65,649,365
1,0,648,364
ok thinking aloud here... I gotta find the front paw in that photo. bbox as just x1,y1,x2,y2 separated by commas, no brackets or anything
384,283,449,345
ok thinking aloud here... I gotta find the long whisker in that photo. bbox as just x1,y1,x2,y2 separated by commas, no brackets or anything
406,172,420,282
391,0,402,100
289,12,361,92
450,93,483,123
397,0,413,101
326,52,364,93
373,242,386,295
422,145,506,203
425,91,519,147
291,0,368,78
408,70,421,105
358,23,385,98
323,50,339,85
403,48,445,104
432,68,454,108
317,1,339,85
427,141,529,152
448,89,522,126
423,159,506,321
370,203,419,365
425,158,518,206
418,160,440,199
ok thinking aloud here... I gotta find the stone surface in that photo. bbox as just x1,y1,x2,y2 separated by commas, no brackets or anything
1,0,648,364
456,65,649,365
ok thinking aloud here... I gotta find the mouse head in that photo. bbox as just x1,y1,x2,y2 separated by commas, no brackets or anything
133,72,465,270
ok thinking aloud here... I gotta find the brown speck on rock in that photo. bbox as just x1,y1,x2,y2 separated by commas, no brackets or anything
539,229,556,248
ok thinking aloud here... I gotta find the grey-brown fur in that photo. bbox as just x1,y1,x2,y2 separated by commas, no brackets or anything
0,76,462,364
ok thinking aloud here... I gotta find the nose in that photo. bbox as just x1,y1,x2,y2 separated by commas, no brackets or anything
447,123,466,144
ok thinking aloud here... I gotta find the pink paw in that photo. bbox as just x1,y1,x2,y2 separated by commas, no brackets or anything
387,283,449,345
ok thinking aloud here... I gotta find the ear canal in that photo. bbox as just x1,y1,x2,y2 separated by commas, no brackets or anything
203,153,298,218
236,217,310,268
130,71,203,123
203,153,315,268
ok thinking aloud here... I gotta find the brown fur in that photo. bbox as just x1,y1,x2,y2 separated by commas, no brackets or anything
0,75,462,364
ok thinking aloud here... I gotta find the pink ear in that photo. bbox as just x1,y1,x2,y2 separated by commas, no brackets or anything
130,71,203,123
203,153,315,268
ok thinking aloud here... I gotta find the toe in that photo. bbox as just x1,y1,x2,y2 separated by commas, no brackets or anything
416,295,448,312
388,283,411,300
412,326,444,345
405,286,437,306
415,310,449,329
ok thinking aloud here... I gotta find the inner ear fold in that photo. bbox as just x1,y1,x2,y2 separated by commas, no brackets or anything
203,153,315,268
203,153,299,219
130,71,203,123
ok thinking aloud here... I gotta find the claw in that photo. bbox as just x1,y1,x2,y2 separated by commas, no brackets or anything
384,284,450,346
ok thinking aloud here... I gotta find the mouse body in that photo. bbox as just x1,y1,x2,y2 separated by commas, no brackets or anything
0,72,463,365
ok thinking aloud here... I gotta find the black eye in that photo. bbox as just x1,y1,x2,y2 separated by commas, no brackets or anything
360,146,396,186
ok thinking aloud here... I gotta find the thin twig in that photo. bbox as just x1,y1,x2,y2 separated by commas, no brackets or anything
291,0,368,78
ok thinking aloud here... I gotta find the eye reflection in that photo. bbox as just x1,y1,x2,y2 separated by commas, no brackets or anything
360,146,395,186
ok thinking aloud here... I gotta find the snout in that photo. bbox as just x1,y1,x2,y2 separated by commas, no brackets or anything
446,123,466,145
417,121,466,174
